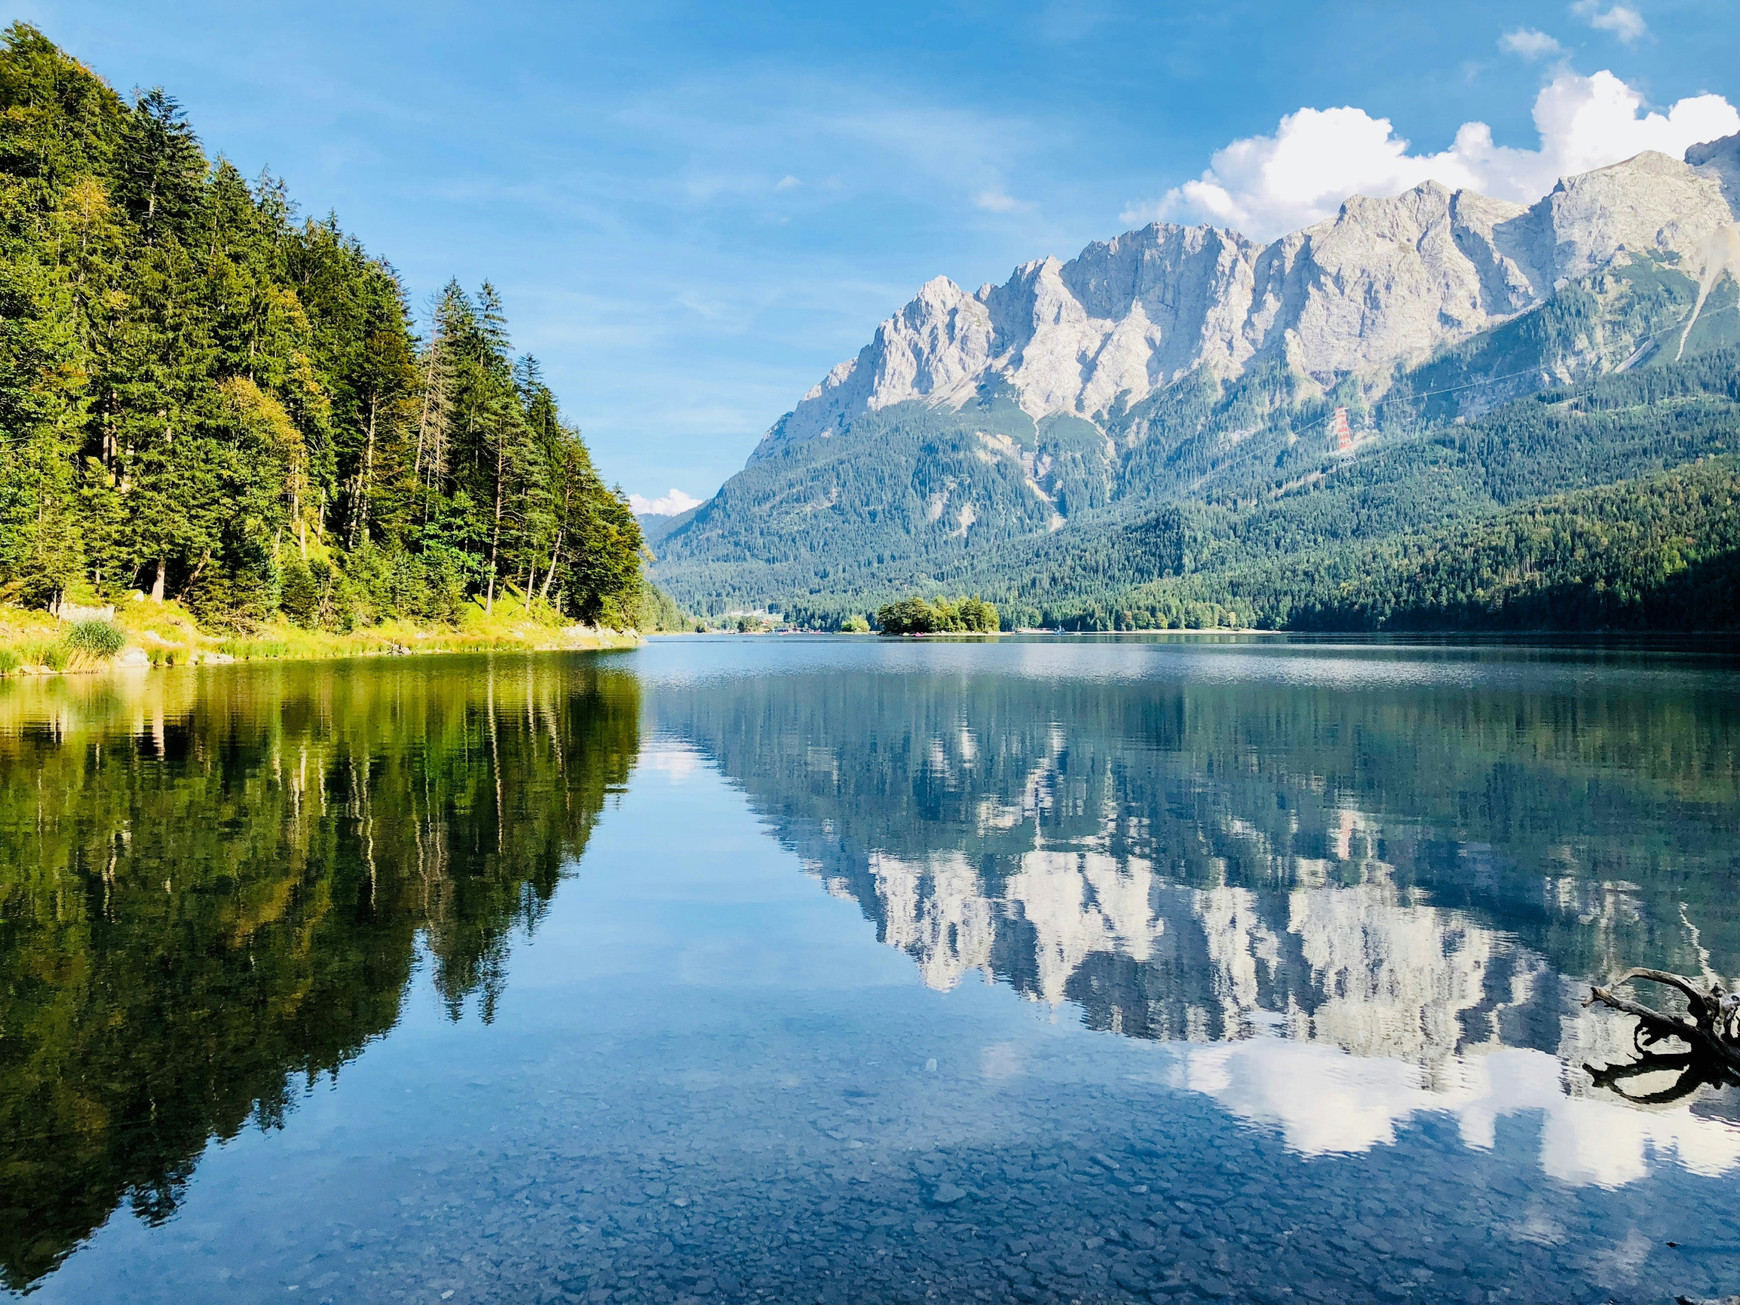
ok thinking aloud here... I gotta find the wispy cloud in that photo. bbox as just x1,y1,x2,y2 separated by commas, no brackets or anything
974,189,1034,213
1498,28,1564,60
608,79,1048,222
1571,1,1648,43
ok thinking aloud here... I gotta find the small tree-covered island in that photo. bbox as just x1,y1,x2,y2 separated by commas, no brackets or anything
875,595,1000,635
0,24,669,669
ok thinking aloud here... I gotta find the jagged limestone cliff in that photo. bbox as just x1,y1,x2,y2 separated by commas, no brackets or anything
753,141,1739,463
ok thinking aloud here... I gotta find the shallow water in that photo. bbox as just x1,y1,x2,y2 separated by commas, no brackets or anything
1,635,1737,1304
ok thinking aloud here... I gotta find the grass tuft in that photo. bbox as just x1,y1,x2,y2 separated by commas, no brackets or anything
65,620,126,659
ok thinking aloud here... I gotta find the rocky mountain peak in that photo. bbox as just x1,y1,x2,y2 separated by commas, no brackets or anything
748,134,1740,465
1539,148,1734,281
1689,132,1740,211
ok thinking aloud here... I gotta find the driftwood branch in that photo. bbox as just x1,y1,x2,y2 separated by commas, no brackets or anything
1586,968,1740,1072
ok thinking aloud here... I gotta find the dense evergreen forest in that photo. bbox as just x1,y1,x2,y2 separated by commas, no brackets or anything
994,352,1740,631
0,25,651,632
1003,455,1740,632
874,594,999,634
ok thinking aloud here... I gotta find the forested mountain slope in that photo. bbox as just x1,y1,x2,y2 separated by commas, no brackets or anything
984,349,1740,629
0,26,648,631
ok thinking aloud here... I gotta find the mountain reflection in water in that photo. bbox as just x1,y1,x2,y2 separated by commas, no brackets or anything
651,642,1740,1184
0,660,639,1289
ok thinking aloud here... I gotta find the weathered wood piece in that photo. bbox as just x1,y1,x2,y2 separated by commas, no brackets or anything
1586,968,1740,1071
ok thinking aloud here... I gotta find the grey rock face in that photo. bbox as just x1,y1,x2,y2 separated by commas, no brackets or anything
1688,132,1740,222
748,135,1740,465
1531,149,1734,281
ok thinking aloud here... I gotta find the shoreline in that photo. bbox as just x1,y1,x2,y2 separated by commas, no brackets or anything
0,600,642,678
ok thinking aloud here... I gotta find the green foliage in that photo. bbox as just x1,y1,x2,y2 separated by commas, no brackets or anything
630,582,689,632
62,618,123,657
876,594,999,634
277,558,316,626
839,613,870,633
1286,459,1740,631
0,25,646,630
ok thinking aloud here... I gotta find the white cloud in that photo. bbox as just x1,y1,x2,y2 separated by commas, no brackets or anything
974,188,1033,213
1572,0,1648,43
1498,28,1563,60
1123,69,1739,240
629,487,704,516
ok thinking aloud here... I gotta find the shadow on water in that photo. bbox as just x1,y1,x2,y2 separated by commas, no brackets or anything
0,657,640,1290
1586,1050,1740,1108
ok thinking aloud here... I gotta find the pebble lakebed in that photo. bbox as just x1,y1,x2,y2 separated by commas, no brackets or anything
83,1017,1738,1305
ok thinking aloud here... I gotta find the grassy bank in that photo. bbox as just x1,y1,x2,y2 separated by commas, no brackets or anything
0,591,640,676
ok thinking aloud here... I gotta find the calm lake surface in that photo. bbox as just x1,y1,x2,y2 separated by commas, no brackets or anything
2,635,1738,1305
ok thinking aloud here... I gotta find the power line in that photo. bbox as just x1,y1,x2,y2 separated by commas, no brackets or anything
1287,365,1552,435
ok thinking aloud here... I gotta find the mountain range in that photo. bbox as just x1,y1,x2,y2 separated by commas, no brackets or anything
649,136,1740,629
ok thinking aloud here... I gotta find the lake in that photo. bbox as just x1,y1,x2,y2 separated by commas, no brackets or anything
2,635,1737,1305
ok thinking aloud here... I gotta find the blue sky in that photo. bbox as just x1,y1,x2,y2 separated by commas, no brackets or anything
15,1,1739,506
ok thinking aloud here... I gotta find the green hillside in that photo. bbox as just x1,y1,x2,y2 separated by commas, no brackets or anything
990,349,1740,629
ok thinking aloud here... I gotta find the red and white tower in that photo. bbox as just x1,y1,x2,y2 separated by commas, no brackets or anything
1330,406,1353,451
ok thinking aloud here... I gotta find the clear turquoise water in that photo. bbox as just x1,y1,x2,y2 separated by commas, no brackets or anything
2,635,1737,1304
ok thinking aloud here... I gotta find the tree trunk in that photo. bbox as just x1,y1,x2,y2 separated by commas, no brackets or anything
539,529,564,601
348,394,378,550
1587,967,1740,1071
150,552,167,602
485,441,506,614
179,549,211,598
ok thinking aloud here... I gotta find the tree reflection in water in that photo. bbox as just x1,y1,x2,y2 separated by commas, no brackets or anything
0,658,639,1290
